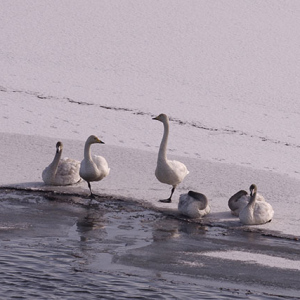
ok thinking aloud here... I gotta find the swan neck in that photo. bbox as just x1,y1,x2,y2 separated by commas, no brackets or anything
158,119,169,161
248,190,257,207
84,141,93,161
49,149,62,176
199,197,208,210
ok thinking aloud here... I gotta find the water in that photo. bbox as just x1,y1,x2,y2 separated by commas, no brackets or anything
0,189,298,299
0,245,246,300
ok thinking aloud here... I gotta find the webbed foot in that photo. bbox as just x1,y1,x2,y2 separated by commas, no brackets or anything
159,198,171,203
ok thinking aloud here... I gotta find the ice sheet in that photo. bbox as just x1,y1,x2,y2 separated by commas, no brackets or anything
1,1,300,238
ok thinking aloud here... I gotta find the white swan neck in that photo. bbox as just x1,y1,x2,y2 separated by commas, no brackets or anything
84,141,93,161
158,119,169,162
49,149,62,176
248,190,257,207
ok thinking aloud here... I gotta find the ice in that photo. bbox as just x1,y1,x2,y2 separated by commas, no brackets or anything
1,1,300,238
202,251,300,271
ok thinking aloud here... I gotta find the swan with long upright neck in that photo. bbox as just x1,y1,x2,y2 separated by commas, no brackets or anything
228,187,265,217
153,113,189,203
239,184,274,225
42,141,81,186
79,135,110,197
178,190,210,218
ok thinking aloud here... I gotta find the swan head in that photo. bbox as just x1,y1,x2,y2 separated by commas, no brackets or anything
187,190,208,209
249,184,257,196
56,141,63,153
152,113,168,123
188,190,205,201
86,135,105,145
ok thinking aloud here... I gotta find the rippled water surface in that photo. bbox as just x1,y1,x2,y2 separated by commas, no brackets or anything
0,189,298,299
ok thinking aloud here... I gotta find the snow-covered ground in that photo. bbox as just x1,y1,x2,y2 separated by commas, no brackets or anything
1,1,300,238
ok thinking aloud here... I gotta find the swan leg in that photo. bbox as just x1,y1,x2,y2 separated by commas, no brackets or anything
87,182,95,198
159,186,175,203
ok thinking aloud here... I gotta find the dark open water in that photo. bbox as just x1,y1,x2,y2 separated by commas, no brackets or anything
0,188,299,299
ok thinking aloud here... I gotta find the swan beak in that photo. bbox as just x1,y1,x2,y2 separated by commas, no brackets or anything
152,116,159,120
98,139,105,144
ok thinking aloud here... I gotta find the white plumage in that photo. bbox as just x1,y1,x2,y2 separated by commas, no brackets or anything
228,189,265,217
239,184,274,225
79,135,110,197
42,141,81,186
153,113,189,203
178,191,210,218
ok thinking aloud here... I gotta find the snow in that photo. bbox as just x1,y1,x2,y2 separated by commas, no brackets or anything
0,1,300,238
202,251,300,271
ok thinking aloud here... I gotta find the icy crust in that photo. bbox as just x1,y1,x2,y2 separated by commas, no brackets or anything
0,133,299,239
1,185,299,244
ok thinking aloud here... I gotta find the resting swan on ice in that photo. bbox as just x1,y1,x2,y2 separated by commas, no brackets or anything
239,184,274,225
79,135,110,197
228,187,265,216
153,114,189,203
42,141,81,186
178,191,210,218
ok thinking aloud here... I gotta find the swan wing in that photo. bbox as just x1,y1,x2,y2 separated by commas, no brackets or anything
239,201,274,225
253,201,274,224
43,158,80,185
178,193,209,218
178,198,200,218
231,195,249,216
168,159,189,176
57,158,80,176
55,158,81,185
92,155,110,179
156,159,188,186
228,190,248,212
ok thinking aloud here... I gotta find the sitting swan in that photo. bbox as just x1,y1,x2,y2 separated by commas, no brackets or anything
79,135,110,197
239,184,274,225
153,113,189,203
178,191,210,218
228,188,265,216
42,141,81,186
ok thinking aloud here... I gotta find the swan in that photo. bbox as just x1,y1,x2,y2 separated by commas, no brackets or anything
178,191,210,218
228,188,265,217
79,135,110,197
153,113,189,203
42,141,81,186
239,184,274,225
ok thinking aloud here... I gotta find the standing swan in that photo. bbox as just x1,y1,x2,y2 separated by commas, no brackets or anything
178,191,210,218
153,113,189,203
42,141,81,186
79,135,110,198
239,184,274,225
228,188,265,217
